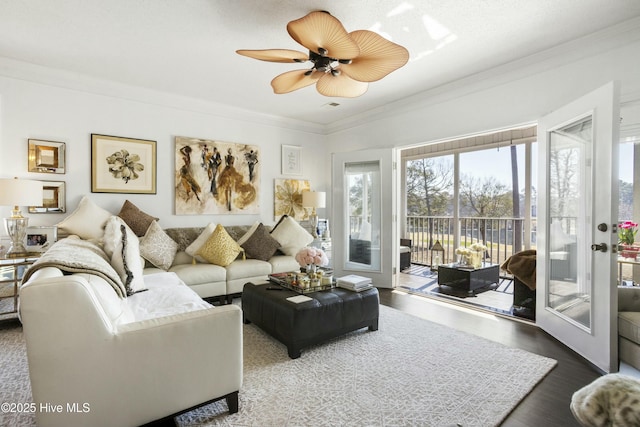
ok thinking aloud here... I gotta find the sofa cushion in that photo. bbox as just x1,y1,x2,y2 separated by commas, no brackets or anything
56,196,112,241
195,224,243,267
186,222,216,263
103,216,146,295
169,263,226,286
139,221,178,270
225,259,272,280
619,311,640,345
117,200,159,237
241,223,281,261
78,273,135,326
268,255,301,274
270,215,314,256
126,272,213,322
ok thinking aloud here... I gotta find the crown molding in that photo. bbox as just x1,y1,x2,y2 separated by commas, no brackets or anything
0,57,326,135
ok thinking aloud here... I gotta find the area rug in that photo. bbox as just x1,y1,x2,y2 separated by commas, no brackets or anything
176,305,556,426
0,305,556,427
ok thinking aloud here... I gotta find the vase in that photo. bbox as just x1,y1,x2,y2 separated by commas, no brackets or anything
469,252,482,269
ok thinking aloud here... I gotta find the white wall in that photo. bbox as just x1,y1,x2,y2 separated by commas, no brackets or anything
0,74,329,230
325,27,640,152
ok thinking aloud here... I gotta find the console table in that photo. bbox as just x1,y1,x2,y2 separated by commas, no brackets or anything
437,263,500,295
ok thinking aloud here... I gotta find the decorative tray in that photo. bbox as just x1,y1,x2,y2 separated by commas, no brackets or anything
268,272,335,294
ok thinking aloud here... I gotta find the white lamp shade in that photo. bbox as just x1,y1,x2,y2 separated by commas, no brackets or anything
0,178,44,207
302,191,326,208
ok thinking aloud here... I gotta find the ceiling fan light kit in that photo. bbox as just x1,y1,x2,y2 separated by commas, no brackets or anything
236,11,409,98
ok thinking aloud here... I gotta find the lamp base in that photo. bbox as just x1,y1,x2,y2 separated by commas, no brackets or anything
4,217,29,257
310,212,319,238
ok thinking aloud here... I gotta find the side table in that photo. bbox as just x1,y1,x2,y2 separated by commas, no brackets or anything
437,263,500,295
0,255,39,316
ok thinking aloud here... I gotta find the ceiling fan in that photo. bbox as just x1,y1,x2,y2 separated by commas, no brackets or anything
236,11,409,98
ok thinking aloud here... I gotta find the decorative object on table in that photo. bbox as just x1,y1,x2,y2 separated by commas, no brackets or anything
619,221,639,259
430,240,444,271
281,144,302,175
0,177,43,257
336,274,373,292
91,134,156,194
28,180,65,213
24,226,57,253
317,218,330,238
174,136,259,214
455,242,488,269
295,246,329,275
274,179,310,221
302,190,326,238
236,11,409,98
28,139,65,174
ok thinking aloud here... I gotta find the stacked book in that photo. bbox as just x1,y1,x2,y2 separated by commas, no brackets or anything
336,274,373,292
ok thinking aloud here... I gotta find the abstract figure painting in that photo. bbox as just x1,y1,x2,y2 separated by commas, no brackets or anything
91,134,156,194
175,136,260,215
274,179,310,221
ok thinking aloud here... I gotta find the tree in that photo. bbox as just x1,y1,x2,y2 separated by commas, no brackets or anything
405,157,453,216
459,174,512,243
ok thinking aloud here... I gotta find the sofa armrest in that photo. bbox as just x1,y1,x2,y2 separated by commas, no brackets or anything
618,286,640,312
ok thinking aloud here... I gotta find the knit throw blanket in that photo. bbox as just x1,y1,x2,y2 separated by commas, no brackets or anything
501,249,537,290
22,236,127,298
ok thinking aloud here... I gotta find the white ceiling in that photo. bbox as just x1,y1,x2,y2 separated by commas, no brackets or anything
1,0,640,127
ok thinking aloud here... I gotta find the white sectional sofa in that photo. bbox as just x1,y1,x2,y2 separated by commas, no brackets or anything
20,262,243,426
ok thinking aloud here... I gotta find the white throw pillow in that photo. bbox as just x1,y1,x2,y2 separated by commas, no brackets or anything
139,221,178,270
270,215,314,256
103,216,146,295
236,220,261,246
185,222,216,263
56,196,112,241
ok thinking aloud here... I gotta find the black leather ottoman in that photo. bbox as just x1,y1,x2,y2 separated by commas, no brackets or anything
242,282,379,358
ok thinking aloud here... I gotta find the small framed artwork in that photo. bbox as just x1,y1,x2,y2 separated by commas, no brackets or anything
91,134,156,194
24,226,58,253
281,145,302,175
29,181,66,213
28,139,66,174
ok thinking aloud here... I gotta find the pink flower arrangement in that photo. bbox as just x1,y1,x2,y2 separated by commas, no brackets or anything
295,247,329,268
619,220,638,245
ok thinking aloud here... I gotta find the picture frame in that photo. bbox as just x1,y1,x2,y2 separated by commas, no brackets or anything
29,181,66,213
28,139,66,174
317,218,330,238
91,134,156,194
24,226,58,253
281,144,302,175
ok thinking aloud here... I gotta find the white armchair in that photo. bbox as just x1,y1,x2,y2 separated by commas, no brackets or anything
20,270,243,427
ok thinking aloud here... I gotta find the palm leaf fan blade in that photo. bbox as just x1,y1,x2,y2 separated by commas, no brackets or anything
236,49,309,63
340,30,409,82
271,69,321,94
287,11,360,59
316,73,368,98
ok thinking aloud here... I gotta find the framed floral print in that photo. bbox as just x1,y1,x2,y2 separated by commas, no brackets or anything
91,134,156,194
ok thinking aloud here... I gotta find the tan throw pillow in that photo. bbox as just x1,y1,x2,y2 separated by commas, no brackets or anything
139,221,178,270
117,200,159,237
195,224,243,266
103,216,146,295
56,196,112,241
241,223,280,261
270,215,314,256
185,222,216,262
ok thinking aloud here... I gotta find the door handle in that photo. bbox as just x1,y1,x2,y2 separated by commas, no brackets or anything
591,243,608,252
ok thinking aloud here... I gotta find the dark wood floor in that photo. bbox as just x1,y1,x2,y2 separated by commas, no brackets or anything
378,288,600,427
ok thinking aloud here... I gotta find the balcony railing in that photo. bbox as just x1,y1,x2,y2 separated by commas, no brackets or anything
405,215,534,268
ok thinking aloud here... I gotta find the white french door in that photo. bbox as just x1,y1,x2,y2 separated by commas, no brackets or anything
331,149,398,288
537,82,620,373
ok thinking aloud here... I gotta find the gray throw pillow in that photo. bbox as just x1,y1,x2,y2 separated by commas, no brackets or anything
241,223,281,261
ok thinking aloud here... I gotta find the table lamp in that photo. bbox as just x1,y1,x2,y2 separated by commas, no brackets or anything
302,190,326,238
0,177,43,257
